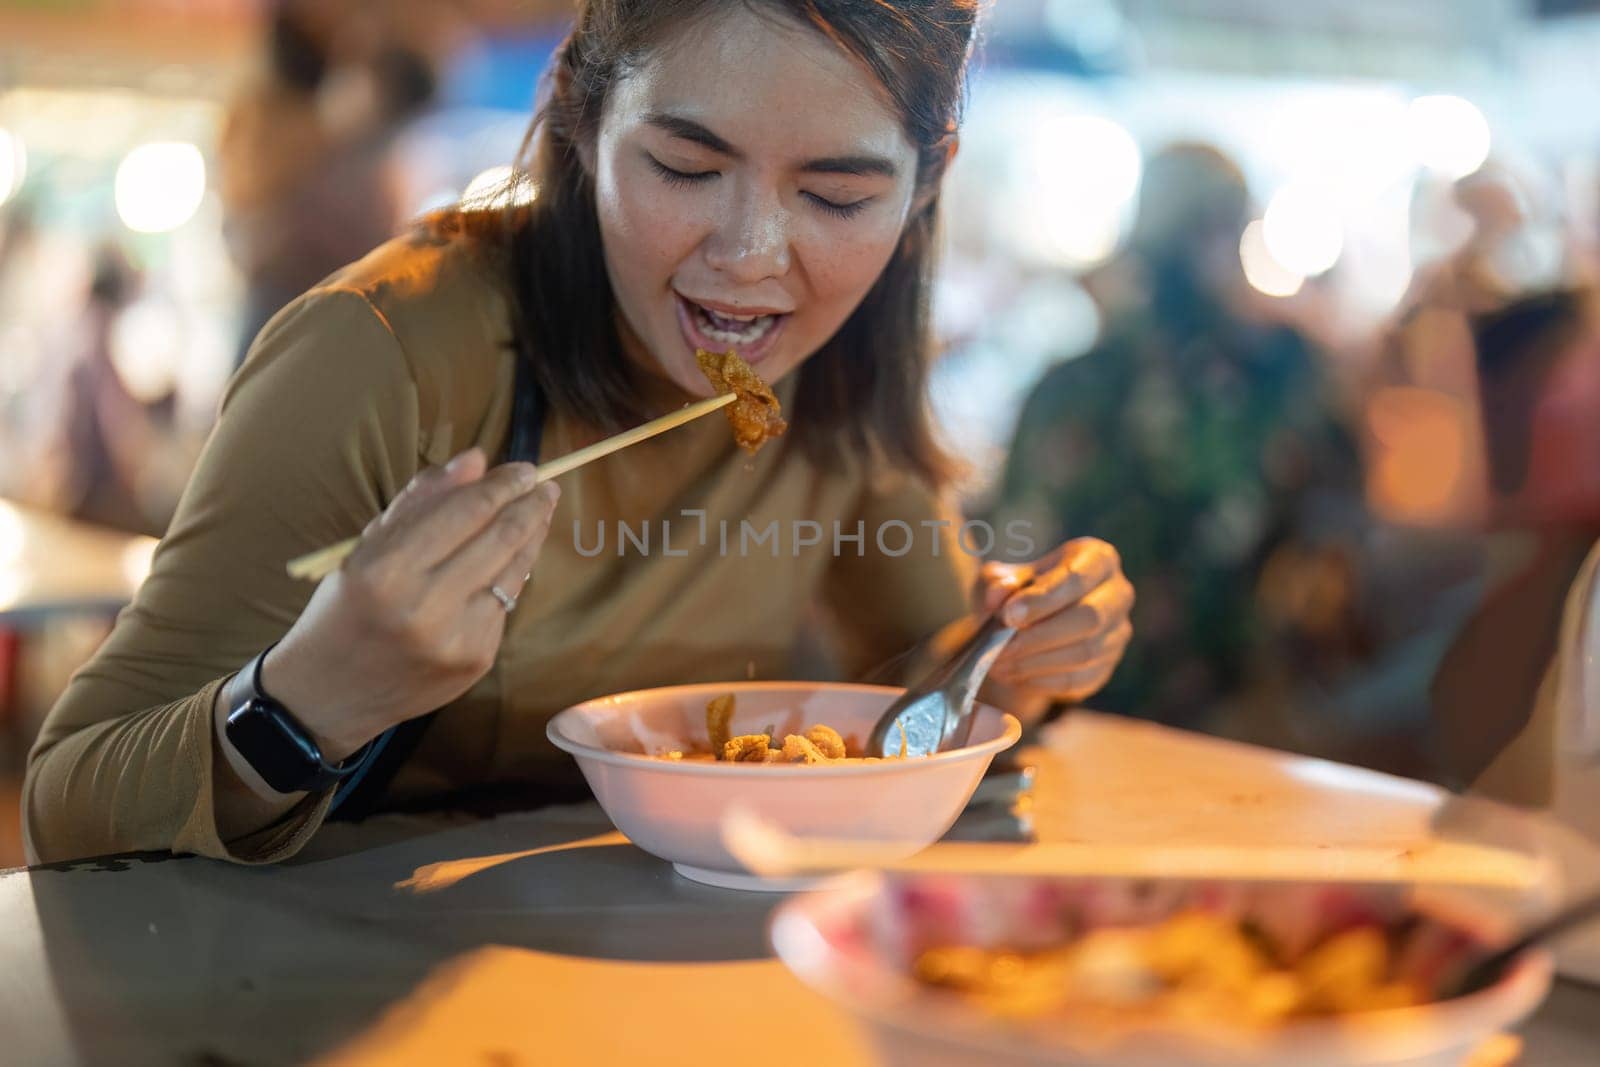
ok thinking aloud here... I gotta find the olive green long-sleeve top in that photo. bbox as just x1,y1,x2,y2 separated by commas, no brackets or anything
23,231,975,864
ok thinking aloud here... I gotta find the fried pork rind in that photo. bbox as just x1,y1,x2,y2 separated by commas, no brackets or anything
723,734,774,762
695,348,788,453
781,734,828,764
804,724,847,760
674,693,903,764
706,693,735,754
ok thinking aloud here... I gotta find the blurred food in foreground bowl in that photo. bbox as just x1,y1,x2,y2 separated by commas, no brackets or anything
546,682,1021,891
771,872,1553,1067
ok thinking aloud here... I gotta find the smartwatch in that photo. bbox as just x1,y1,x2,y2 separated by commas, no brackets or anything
223,645,372,794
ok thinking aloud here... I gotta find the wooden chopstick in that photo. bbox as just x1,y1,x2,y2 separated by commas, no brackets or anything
718,807,1549,890
285,392,736,582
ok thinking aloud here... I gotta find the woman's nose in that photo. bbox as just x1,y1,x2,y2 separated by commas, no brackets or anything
702,186,792,284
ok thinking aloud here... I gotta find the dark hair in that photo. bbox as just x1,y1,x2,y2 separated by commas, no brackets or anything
88,245,136,308
372,46,437,122
1471,289,1594,493
434,0,977,487
267,5,328,95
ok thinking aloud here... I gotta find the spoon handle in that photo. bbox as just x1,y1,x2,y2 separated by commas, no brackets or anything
930,594,1028,752
1453,886,1600,996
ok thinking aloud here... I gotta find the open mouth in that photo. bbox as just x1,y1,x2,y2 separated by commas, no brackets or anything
675,293,790,364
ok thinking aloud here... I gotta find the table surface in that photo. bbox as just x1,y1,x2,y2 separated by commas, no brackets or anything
3,712,1598,1066
0,500,156,624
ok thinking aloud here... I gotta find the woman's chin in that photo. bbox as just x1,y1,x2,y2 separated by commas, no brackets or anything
648,357,717,402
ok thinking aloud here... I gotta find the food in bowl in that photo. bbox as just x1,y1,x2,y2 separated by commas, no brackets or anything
545,683,1021,891
655,693,910,764
771,872,1554,1065
696,348,788,452
890,879,1491,1025
913,904,1447,1026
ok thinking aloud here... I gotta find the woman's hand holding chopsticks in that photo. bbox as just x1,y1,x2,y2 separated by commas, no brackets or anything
258,447,559,761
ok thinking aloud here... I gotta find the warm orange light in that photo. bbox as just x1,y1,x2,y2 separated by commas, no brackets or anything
1366,386,1484,526
394,831,626,894
316,948,870,1066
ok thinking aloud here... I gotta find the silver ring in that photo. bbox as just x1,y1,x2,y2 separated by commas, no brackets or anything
489,584,518,613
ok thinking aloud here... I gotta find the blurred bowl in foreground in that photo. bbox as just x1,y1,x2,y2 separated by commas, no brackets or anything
770,871,1553,1066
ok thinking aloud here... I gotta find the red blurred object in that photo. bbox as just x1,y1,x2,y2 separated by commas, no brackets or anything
1492,332,1600,529
0,628,18,737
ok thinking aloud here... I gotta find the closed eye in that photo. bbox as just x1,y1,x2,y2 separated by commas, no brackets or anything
651,153,869,219
648,155,718,187
804,191,871,220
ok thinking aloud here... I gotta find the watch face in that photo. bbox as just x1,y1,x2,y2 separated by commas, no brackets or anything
225,697,325,794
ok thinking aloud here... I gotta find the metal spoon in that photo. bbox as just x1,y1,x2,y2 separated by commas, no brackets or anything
867,584,1030,758
1444,886,1600,998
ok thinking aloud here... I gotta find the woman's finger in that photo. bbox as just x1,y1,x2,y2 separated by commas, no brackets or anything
457,514,557,642
430,480,560,596
1000,539,1121,628
490,506,557,607
1002,578,1135,662
388,460,543,569
997,621,1132,682
978,560,1034,614
356,448,488,556
1001,648,1124,697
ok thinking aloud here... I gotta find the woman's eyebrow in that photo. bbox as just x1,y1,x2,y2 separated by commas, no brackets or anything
644,112,899,178
646,113,738,155
799,155,899,179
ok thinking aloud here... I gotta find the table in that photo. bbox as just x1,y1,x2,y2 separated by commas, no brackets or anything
0,499,156,741
0,499,156,624
2,714,1598,1066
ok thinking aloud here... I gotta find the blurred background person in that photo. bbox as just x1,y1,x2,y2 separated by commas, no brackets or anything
17,244,171,537
218,1,437,369
986,144,1369,731
1431,288,1600,801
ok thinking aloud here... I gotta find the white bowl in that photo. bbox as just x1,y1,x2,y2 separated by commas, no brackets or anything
771,872,1554,1067
545,682,1021,891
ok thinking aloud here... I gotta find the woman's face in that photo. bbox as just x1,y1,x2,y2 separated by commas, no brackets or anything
589,6,924,398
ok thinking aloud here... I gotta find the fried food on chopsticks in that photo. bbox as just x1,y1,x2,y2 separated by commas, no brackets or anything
695,348,788,453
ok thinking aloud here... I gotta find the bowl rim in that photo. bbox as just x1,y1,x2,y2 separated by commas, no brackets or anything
545,680,1023,777
768,870,1556,1060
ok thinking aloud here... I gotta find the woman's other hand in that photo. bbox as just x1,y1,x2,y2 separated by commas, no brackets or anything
978,538,1134,709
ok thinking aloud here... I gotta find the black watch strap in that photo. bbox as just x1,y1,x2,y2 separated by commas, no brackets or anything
223,644,372,794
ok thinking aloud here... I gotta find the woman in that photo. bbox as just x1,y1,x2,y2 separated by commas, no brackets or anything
24,0,1134,864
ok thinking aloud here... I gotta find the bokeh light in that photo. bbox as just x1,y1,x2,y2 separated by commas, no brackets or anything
1367,386,1479,525
0,500,23,566
1012,115,1142,269
0,568,21,613
461,165,537,210
1407,95,1491,181
1262,183,1345,277
120,539,157,590
115,142,207,233
1239,220,1305,298
110,299,184,403
0,127,25,207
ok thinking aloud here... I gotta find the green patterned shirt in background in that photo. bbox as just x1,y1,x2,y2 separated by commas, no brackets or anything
986,276,1370,729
